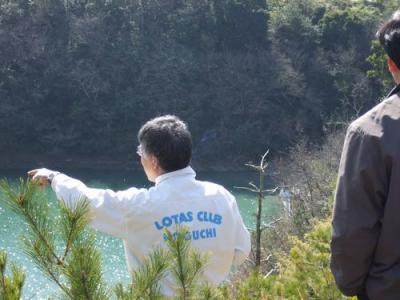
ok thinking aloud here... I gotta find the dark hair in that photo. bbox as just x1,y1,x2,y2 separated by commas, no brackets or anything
138,115,192,172
377,11,400,69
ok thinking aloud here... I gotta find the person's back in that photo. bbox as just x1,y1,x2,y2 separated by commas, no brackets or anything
31,115,251,297
330,11,400,300
331,87,400,299
51,165,249,296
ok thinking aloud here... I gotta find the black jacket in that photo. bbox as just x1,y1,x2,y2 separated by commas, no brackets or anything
331,85,400,300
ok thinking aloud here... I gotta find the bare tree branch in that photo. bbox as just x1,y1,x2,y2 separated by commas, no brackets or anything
234,186,259,193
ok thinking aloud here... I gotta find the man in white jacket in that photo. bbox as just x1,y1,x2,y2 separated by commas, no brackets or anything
28,115,251,296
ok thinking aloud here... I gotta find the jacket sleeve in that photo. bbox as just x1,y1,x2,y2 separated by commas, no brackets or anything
330,125,387,296
231,198,251,266
51,174,144,239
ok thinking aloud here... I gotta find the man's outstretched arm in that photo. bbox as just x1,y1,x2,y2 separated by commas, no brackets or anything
29,169,145,238
331,125,387,296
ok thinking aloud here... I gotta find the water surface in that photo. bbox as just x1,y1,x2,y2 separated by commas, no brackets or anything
0,169,281,299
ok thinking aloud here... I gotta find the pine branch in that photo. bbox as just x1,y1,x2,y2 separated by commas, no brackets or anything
0,179,108,299
22,205,64,266
165,227,208,300
114,284,125,299
196,283,223,300
0,252,7,296
62,230,74,262
186,251,205,290
22,238,71,298
130,247,170,300
167,229,190,299
0,250,25,300
80,267,92,300
59,199,91,263
0,179,63,267
1,180,70,296
11,264,25,293
64,233,109,300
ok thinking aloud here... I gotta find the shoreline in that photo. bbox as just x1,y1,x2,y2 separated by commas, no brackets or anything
0,153,249,172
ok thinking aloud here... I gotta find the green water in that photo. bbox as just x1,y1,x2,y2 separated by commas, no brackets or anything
0,169,281,299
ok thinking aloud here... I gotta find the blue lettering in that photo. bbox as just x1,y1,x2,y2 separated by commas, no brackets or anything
156,211,196,231
171,214,179,224
187,211,193,222
197,212,222,225
154,221,164,230
192,230,200,240
163,227,217,241
214,214,222,225
197,211,204,221
179,213,188,223
162,216,172,228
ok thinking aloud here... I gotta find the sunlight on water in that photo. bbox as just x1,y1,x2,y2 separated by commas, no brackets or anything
0,169,282,299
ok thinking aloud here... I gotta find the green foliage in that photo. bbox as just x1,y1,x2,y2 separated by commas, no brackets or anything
0,179,223,299
367,39,393,92
0,0,393,165
319,1,380,51
115,247,170,300
0,178,110,299
165,228,207,299
64,234,109,299
115,227,224,300
195,284,224,300
271,221,341,299
269,0,384,126
0,251,25,300
217,130,345,298
114,226,224,300
234,220,355,300
226,129,355,299
235,272,272,300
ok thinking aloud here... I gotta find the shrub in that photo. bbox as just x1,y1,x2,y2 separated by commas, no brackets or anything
233,220,355,300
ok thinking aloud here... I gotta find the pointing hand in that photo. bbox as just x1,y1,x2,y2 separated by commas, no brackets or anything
27,168,60,187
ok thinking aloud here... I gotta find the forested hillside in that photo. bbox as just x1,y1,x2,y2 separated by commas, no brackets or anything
0,0,396,166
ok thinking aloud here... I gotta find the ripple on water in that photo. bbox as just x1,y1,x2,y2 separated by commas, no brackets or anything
1,171,265,298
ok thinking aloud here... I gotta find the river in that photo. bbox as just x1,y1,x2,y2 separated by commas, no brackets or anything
0,168,281,299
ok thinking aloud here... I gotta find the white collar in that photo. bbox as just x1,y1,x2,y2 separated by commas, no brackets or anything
155,166,196,185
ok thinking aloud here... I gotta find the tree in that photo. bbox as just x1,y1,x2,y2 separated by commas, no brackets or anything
0,0,389,166
236,150,279,269
367,40,394,94
0,179,222,299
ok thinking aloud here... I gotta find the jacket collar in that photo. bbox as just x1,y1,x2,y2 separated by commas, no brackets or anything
155,166,196,185
387,84,400,98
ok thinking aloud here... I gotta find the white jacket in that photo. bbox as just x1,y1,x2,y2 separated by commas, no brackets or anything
51,166,251,295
